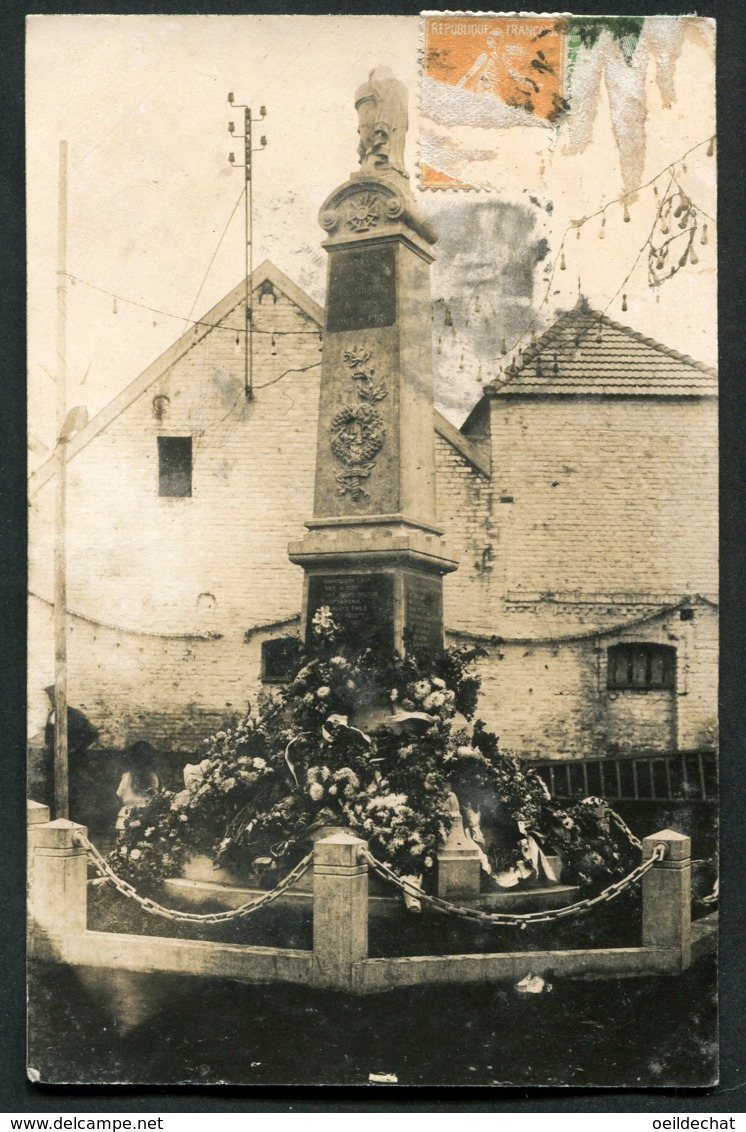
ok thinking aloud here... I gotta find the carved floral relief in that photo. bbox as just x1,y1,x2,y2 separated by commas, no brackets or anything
329,346,388,501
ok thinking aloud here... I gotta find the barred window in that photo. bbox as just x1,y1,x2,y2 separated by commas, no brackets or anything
607,643,676,690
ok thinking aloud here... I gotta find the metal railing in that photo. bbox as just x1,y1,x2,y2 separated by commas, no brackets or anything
535,749,717,803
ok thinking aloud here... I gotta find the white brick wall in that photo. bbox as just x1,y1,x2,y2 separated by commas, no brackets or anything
29,286,718,759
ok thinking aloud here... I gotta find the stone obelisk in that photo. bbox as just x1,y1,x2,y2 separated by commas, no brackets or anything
289,66,458,655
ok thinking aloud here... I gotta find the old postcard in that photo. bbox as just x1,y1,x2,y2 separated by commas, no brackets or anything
26,12,717,1087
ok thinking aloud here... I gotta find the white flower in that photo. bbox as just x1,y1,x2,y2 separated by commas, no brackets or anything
312,605,338,637
389,688,399,702
144,827,155,838
424,691,446,710
309,782,324,802
317,686,331,699
171,790,191,811
413,680,430,699
432,677,446,689
183,759,211,788
368,792,408,811
330,656,348,667
424,855,434,869
328,784,338,796
179,813,189,822
252,757,267,770
130,848,142,860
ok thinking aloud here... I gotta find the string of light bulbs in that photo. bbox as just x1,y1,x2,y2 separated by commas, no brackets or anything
62,273,323,337
59,134,714,372
487,133,716,368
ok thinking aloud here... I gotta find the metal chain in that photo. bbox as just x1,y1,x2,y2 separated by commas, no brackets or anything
359,844,666,927
75,831,312,925
606,808,643,851
581,798,643,851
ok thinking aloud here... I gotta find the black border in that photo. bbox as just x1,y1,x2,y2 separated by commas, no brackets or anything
3,0,744,1113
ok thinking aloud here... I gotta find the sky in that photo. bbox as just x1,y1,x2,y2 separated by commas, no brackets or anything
26,14,716,448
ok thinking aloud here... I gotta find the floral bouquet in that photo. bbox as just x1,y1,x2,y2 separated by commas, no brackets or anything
111,624,636,898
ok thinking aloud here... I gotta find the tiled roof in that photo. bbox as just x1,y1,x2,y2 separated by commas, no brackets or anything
488,301,717,397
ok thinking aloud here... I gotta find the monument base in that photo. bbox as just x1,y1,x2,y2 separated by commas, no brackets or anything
289,519,458,655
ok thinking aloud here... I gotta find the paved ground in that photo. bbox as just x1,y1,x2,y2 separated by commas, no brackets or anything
28,953,717,1087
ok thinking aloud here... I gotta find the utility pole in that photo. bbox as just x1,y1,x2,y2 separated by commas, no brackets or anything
227,95,267,400
54,140,69,818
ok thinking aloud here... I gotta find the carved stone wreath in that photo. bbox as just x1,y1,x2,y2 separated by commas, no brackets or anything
330,403,386,467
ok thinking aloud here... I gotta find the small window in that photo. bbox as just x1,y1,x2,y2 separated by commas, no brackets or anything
607,643,675,691
158,436,192,497
261,638,303,684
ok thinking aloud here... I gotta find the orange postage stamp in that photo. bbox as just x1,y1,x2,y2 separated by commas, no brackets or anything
423,14,565,116
421,13,567,187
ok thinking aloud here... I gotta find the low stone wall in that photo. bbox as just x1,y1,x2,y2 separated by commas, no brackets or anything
28,804,711,994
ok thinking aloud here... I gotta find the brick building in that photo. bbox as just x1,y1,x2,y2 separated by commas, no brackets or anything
28,267,717,765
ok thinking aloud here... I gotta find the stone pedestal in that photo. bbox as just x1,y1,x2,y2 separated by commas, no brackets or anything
289,168,457,653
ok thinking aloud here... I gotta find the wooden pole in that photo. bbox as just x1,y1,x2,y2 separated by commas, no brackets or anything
244,107,253,400
54,140,69,819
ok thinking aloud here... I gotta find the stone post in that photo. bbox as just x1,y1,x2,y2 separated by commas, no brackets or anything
641,828,691,970
27,800,51,891
27,800,51,826
437,796,482,900
312,832,368,991
28,818,88,960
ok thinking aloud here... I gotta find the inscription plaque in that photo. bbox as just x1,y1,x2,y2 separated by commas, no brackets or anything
306,573,395,651
404,573,443,654
326,246,397,333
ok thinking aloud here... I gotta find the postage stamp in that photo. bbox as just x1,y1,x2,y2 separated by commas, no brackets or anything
421,12,566,187
418,11,698,193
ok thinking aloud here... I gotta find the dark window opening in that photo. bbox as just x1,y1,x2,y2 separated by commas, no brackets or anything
158,436,192,497
607,643,676,691
261,637,303,684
